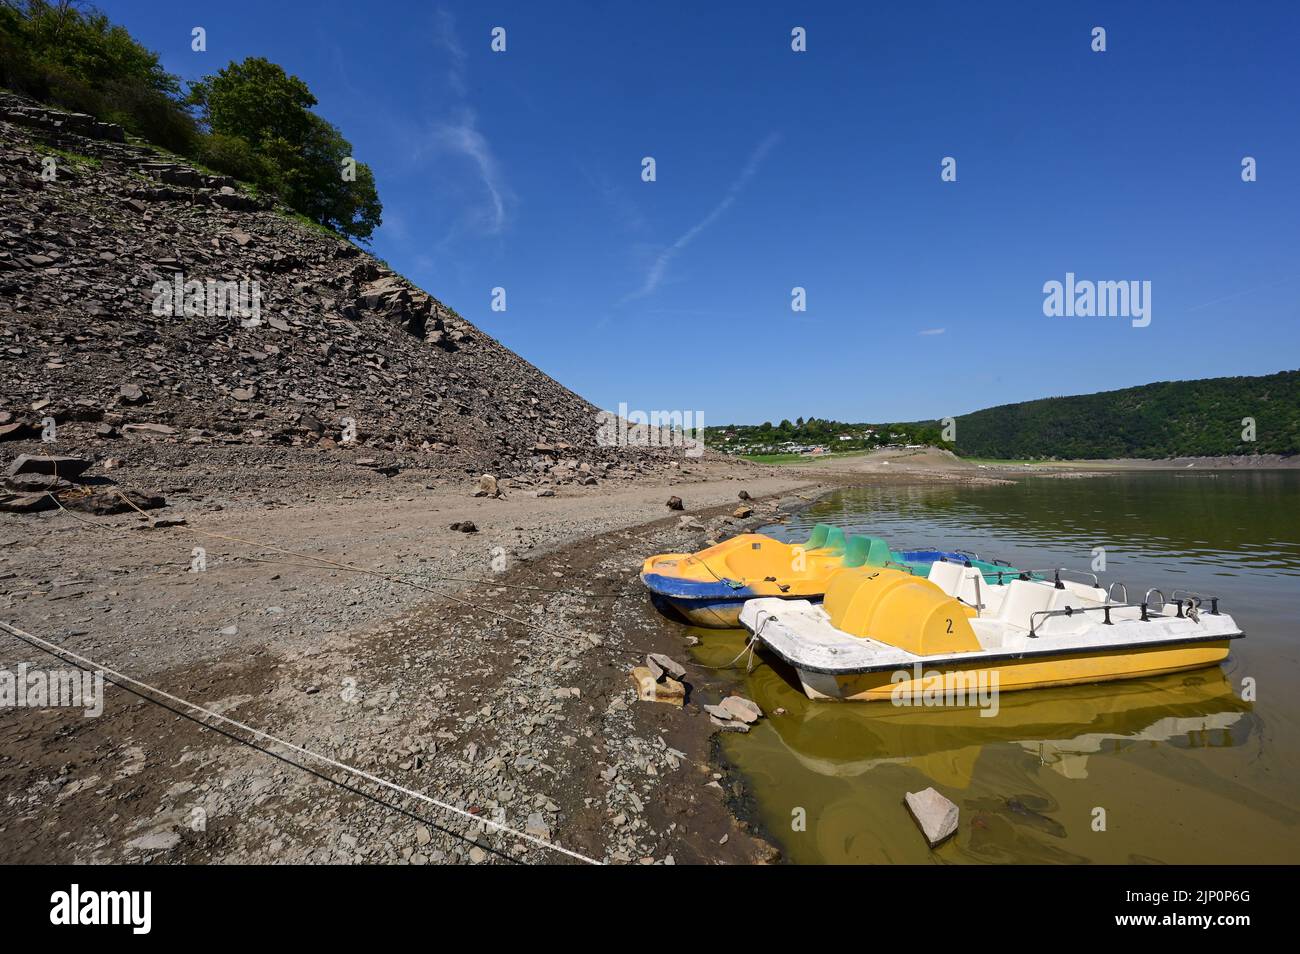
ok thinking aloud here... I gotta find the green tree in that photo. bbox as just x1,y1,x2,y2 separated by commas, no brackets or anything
0,0,195,151
190,57,382,241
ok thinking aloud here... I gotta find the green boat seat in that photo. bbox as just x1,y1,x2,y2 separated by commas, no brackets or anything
801,523,833,550
843,535,893,568
821,526,847,554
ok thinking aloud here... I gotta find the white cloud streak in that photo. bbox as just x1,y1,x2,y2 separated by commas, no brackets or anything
624,133,780,302
426,110,510,235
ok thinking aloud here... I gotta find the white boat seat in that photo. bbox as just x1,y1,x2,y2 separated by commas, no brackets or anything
994,579,1059,628
927,561,1006,613
926,561,966,596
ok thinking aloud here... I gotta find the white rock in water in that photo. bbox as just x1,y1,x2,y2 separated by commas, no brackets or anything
904,787,959,847
719,695,762,723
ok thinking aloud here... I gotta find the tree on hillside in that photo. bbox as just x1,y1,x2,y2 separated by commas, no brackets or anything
2,5,384,242
189,57,382,241
0,0,195,151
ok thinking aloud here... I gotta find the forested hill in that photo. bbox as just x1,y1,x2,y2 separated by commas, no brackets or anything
950,370,1300,459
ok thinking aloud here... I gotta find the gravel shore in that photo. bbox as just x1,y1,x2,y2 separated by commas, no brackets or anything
1,449,839,864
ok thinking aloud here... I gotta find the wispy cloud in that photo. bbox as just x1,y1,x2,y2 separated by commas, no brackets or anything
1184,273,1300,313
416,9,511,238
433,7,468,99
425,109,511,235
623,133,780,302
919,327,946,336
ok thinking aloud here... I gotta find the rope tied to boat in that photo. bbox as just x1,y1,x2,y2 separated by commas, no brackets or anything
691,610,771,672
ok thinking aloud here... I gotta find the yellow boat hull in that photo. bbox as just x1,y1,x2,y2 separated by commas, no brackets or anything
795,639,1233,702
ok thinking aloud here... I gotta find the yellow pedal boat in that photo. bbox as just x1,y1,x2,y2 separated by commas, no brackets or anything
738,562,1243,702
640,524,889,627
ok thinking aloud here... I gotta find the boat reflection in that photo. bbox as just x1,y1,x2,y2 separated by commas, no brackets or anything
703,629,1253,790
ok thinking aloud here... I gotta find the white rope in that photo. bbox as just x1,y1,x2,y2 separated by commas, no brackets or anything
0,620,603,866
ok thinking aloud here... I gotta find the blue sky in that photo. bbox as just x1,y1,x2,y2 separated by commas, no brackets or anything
102,0,1299,424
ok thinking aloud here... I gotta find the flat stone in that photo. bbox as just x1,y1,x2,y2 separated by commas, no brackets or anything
0,492,55,513
5,473,74,493
719,695,762,724
904,787,959,847
125,830,181,852
0,421,37,441
525,812,550,840
630,666,684,706
6,454,91,480
709,715,750,733
646,653,686,682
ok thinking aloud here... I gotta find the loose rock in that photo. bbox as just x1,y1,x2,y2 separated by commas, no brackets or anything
904,787,959,847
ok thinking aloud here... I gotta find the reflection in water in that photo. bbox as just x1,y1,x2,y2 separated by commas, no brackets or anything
687,472,1300,864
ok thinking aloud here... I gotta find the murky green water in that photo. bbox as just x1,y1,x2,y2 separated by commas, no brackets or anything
691,471,1300,864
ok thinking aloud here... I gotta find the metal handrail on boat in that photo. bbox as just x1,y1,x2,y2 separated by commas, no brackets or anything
1172,589,1222,615
1025,586,1225,637
1020,568,1101,590
1027,601,1150,637
1107,581,1129,605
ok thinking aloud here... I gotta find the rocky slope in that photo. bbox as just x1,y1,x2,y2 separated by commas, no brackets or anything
0,92,677,488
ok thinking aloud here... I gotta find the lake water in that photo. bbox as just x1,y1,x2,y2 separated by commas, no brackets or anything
689,471,1300,864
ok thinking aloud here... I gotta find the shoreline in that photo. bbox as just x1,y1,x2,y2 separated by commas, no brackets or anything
743,447,1299,479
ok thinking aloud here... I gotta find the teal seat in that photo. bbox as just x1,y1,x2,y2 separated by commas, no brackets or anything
801,523,833,550
821,527,847,555
843,535,893,568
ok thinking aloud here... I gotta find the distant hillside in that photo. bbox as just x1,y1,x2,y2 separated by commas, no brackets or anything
950,371,1300,460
